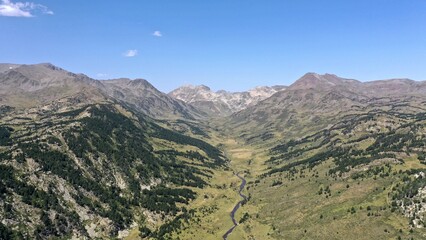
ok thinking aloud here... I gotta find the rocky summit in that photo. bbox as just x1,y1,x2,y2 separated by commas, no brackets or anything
169,84,286,116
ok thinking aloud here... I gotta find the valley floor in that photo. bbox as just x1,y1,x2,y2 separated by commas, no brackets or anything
126,134,426,240
123,136,273,240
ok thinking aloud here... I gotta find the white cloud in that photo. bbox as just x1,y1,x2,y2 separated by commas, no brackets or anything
123,49,138,57
0,0,53,17
153,31,162,37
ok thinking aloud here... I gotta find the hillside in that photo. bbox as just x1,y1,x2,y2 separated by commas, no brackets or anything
0,63,204,120
0,101,226,239
227,73,426,144
243,109,426,239
206,73,426,240
0,63,228,239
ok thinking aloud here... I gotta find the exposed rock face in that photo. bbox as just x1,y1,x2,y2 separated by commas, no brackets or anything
168,84,286,116
398,172,426,228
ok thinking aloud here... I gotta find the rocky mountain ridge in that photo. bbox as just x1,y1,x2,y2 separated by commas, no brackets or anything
0,63,203,120
288,72,426,96
168,84,287,116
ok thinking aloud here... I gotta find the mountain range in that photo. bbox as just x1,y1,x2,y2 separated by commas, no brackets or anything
0,63,203,120
169,84,286,116
1,63,426,240
229,72,426,142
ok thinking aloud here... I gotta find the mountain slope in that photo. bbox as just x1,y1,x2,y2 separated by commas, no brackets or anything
0,63,107,108
102,78,205,120
169,84,286,116
0,63,204,120
0,102,225,239
227,73,426,143
240,109,426,240
208,73,426,239
0,63,227,239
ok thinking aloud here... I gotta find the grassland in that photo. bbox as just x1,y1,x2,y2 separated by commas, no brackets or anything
123,134,275,240
128,110,426,240
248,157,426,240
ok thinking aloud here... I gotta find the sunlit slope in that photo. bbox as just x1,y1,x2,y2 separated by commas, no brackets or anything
0,102,225,239
240,109,426,239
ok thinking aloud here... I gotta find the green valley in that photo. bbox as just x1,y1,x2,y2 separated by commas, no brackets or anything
1,64,426,240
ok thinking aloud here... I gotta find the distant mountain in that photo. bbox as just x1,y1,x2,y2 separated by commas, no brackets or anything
0,63,204,120
168,84,287,116
286,72,361,91
101,78,206,120
227,73,426,143
288,72,426,96
0,63,107,108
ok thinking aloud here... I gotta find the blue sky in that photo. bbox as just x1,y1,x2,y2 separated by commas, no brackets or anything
1,1,425,92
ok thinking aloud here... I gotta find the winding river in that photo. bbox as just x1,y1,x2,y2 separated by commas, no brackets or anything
223,172,247,240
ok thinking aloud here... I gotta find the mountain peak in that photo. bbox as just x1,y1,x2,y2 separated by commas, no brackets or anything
169,84,285,116
199,85,211,91
304,72,321,78
0,63,80,85
288,72,348,90
129,78,153,88
102,78,154,89
37,62,63,71
181,84,211,91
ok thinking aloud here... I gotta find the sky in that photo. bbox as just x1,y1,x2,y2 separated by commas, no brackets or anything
1,1,426,92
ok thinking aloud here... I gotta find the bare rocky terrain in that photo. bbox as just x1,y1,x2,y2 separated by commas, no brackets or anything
169,84,286,116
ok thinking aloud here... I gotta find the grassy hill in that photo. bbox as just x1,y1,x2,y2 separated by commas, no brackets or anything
224,106,426,239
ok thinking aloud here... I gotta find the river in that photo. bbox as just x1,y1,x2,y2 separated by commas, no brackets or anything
222,172,247,240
